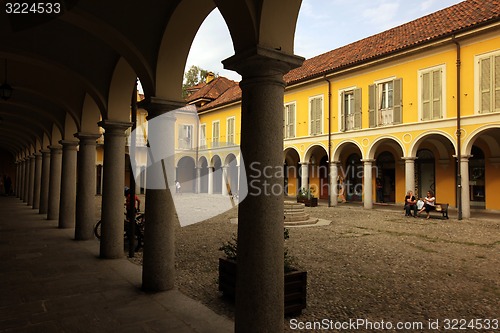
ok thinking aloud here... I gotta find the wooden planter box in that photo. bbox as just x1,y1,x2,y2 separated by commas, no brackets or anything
218,258,307,316
297,197,318,207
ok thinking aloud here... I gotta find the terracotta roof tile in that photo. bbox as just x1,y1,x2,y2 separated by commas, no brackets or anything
285,0,500,84
186,76,238,104
198,84,241,111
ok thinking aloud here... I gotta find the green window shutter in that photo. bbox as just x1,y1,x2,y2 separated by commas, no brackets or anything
289,104,295,137
495,55,500,112
354,88,362,129
283,106,286,138
340,91,345,132
392,78,402,124
310,99,315,135
422,72,431,120
432,70,442,119
368,84,376,128
480,57,491,113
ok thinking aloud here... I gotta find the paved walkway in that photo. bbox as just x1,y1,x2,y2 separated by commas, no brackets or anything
0,196,233,333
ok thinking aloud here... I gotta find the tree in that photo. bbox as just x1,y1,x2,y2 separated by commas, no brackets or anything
182,65,217,98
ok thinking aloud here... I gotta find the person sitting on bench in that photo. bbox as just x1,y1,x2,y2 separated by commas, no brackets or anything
404,190,417,217
418,190,435,219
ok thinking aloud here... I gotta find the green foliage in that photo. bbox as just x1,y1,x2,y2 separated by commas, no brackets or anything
297,187,315,199
182,65,218,98
219,228,297,272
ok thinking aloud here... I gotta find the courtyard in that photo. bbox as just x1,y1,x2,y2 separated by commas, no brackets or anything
105,195,500,332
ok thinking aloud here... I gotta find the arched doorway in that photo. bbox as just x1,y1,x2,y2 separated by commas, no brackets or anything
199,157,209,193
469,145,485,209
376,152,396,203
212,155,223,194
177,156,196,193
416,149,435,198
345,153,362,201
224,154,239,196
284,148,300,196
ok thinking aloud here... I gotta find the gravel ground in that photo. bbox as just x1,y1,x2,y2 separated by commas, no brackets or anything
96,195,500,332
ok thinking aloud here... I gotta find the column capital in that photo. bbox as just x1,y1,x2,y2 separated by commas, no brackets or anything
74,133,101,144
222,45,304,83
34,152,42,157
28,155,35,159
40,149,50,155
299,162,309,166
139,97,184,119
98,120,132,134
329,160,341,166
59,140,79,150
48,144,62,151
360,159,376,163
401,156,418,161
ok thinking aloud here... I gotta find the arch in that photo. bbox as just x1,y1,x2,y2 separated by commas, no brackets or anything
211,154,223,194
198,156,209,193
156,0,215,100
176,156,196,193
367,135,405,160
224,153,239,195
332,139,364,162
217,0,301,54
284,147,301,196
303,143,329,163
63,113,79,141
107,57,136,121
464,124,500,156
80,93,103,134
409,131,457,158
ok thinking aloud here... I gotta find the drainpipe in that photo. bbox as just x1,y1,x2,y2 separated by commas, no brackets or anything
324,75,332,207
452,36,462,221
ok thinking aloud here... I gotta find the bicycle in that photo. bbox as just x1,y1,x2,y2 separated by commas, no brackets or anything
93,211,145,252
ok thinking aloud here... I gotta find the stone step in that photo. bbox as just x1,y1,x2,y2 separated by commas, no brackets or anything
284,218,319,226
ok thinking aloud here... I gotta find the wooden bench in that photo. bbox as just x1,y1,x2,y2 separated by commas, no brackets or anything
430,203,449,219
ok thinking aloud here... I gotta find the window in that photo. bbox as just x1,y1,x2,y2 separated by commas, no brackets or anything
477,51,500,113
419,66,444,120
284,102,296,138
226,117,235,145
368,78,402,127
199,123,206,148
309,95,323,135
212,121,220,147
178,124,193,149
340,88,361,131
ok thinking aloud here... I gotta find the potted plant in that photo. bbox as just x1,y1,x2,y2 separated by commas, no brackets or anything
296,187,318,207
218,228,307,316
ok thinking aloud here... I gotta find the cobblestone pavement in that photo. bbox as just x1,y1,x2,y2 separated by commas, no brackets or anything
98,194,500,332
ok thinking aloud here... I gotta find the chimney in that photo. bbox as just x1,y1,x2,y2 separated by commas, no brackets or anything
206,71,215,84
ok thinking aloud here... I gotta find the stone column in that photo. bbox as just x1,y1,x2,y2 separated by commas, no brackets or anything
222,166,228,196
402,157,417,195
15,161,19,197
39,149,51,214
33,153,42,209
23,157,29,203
195,167,201,194
28,155,36,206
300,162,309,192
362,159,375,209
99,121,131,259
223,47,304,333
329,161,339,206
47,145,63,220
140,98,179,291
208,166,214,194
74,133,101,240
58,140,79,229
460,155,471,219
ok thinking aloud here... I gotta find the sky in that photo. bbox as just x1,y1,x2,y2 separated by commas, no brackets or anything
184,0,463,82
